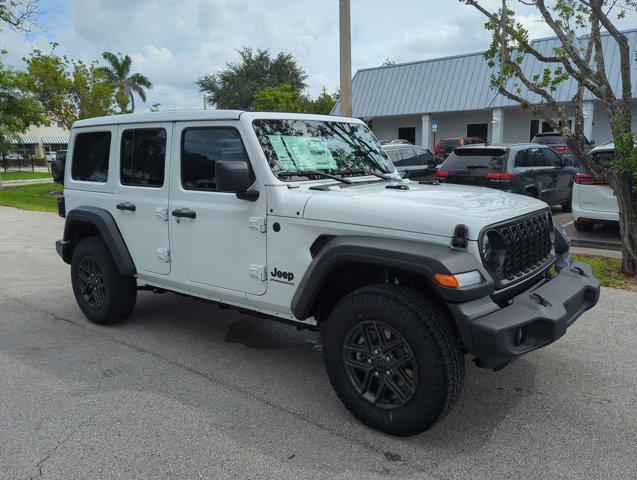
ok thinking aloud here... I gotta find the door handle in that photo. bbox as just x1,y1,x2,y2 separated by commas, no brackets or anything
172,208,196,219
116,202,136,212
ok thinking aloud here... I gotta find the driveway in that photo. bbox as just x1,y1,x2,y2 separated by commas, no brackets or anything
0,206,635,479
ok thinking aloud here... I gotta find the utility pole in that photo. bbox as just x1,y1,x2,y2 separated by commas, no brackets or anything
339,0,352,117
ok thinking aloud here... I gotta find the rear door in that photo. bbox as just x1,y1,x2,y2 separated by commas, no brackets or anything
113,123,172,275
530,147,559,204
441,147,507,187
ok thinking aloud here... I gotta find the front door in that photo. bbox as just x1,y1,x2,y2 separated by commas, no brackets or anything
113,123,172,275
169,122,267,295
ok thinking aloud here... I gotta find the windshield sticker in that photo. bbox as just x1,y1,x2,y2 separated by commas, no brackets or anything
281,136,337,170
268,135,297,170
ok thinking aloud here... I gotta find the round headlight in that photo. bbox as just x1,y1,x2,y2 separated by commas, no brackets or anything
483,230,507,273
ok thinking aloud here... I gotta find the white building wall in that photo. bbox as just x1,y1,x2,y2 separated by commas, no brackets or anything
370,100,636,148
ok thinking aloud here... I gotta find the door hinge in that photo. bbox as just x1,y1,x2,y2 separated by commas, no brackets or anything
249,264,267,281
156,248,170,262
249,216,267,233
155,207,169,221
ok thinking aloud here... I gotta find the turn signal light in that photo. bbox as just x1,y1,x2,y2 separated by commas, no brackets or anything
434,271,484,289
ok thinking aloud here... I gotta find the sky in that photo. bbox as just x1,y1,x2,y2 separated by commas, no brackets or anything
1,0,636,111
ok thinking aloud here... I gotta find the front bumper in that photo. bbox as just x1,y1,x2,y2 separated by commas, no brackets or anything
449,258,600,369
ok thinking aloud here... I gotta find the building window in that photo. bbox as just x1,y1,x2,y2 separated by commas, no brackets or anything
71,131,111,182
120,128,166,187
398,127,416,144
466,123,488,141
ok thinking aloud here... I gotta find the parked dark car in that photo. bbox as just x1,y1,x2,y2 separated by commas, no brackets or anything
436,144,577,210
531,132,594,164
434,137,485,158
383,144,443,180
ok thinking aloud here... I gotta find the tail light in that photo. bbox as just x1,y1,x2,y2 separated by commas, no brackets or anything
552,146,571,153
574,173,605,185
436,170,450,179
485,172,516,182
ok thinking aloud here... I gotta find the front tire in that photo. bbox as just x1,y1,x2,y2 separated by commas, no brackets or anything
321,284,464,436
71,236,137,325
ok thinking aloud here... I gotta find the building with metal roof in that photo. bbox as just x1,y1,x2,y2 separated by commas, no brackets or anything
332,29,637,150
8,122,70,160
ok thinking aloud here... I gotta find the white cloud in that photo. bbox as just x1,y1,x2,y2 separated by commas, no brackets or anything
1,0,635,111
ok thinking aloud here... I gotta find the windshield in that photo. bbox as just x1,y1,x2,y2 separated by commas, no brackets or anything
252,119,394,180
442,148,507,170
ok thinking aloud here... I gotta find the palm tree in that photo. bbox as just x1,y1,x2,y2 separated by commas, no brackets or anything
101,52,153,113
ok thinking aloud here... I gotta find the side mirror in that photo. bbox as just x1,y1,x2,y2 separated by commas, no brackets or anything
563,157,573,167
215,160,259,201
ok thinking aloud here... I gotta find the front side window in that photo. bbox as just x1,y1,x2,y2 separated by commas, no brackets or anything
181,128,250,191
253,119,393,180
71,131,111,182
542,148,563,167
120,128,166,187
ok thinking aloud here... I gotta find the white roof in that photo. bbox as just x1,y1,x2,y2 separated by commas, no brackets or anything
72,110,362,129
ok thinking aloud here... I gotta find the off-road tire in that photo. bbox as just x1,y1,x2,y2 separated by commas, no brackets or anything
574,220,594,232
321,284,464,436
71,236,137,325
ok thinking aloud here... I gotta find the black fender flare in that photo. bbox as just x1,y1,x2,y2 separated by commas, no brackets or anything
60,206,136,275
290,235,493,320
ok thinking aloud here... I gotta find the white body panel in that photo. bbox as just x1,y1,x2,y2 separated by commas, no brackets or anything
64,110,549,324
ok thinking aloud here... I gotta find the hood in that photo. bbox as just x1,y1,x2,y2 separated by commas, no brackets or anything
302,181,548,240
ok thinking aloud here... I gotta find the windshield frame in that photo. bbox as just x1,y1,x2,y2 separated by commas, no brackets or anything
251,118,397,182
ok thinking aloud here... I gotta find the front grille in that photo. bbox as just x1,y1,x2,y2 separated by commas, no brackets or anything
485,211,553,284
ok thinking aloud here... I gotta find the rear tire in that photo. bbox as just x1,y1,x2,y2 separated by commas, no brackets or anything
321,284,464,436
71,236,137,325
574,220,594,231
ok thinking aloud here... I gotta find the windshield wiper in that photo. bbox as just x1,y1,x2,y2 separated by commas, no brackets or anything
340,169,394,180
277,170,352,185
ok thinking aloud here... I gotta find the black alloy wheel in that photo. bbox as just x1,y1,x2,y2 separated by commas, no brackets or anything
343,320,418,409
77,256,106,308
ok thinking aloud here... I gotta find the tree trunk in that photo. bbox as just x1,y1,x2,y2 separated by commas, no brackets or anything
613,176,637,276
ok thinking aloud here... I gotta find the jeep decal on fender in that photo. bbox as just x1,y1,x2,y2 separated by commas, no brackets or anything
270,267,295,285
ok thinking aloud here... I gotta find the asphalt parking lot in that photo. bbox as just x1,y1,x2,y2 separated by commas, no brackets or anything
1,206,635,480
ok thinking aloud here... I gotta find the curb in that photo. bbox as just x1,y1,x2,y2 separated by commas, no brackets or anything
570,238,622,251
0,178,54,187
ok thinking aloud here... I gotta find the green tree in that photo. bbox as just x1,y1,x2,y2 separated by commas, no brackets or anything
253,83,305,112
0,55,45,161
20,45,116,129
306,87,338,115
196,47,307,109
464,0,637,275
100,52,153,113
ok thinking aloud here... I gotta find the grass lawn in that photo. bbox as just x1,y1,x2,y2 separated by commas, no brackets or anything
0,182,62,212
0,171,53,181
574,255,637,290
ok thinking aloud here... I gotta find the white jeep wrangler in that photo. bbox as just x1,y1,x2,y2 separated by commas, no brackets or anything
56,111,600,436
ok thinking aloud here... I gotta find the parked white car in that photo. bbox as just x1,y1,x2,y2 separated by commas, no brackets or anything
572,142,619,231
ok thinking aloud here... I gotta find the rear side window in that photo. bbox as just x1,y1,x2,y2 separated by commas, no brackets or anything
443,148,507,170
514,149,531,167
181,128,250,191
591,151,615,169
71,132,111,182
120,128,166,187
530,148,547,167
